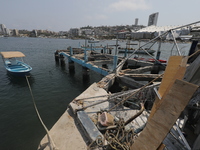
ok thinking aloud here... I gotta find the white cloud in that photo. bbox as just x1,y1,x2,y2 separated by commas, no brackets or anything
108,0,150,12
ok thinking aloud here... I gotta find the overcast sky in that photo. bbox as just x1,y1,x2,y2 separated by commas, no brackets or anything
1,0,199,32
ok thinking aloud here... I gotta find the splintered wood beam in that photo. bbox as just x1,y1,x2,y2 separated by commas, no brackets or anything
130,79,198,150
120,66,153,74
149,56,188,120
122,74,162,81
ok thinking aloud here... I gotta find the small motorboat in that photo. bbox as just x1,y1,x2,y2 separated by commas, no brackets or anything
88,38,100,43
0,51,32,76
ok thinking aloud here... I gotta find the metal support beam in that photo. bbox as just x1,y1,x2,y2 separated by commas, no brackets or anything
170,30,181,56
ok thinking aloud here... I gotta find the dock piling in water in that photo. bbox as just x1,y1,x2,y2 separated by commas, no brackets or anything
82,66,89,81
59,54,65,66
68,61,75,73
113,55,118,70
54,51,59,63
69,46,73,56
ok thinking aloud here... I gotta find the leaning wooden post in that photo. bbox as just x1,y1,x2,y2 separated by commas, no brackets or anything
90,44,93,52
113,35,118,71
69,47,73,56
84,46,88,62
104,46,106,54
113,55,118,71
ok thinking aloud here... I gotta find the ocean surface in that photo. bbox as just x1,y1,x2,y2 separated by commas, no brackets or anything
0,37,191,150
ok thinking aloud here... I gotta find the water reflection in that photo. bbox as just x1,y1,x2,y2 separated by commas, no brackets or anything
6,72,35,87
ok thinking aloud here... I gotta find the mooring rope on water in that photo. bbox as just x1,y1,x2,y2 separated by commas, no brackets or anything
25,76,57,150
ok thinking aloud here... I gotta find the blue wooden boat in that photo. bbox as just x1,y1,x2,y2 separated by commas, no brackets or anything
0,51,32,76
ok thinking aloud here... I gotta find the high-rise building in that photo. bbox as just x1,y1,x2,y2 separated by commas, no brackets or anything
148,12,159,26
135,18,139,26
0,24,5,31
4,28,10,35
0,24,10,35
13,29,19,36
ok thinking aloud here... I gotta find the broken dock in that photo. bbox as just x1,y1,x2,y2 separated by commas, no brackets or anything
38,21,200,150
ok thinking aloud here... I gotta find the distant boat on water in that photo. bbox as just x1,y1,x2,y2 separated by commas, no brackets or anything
0,51,32,76
88,38,100,43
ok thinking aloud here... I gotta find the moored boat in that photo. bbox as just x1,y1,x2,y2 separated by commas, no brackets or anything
88,38,100,43
0,51,32,76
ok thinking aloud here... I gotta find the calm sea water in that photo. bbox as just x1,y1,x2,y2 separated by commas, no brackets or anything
0,37,191,150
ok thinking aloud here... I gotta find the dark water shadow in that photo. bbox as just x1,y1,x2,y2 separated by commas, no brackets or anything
6,72,35,87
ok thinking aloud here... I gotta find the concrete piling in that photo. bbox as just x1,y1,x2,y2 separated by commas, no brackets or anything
59,54,65,66
68,61,75,73
82,66,89,81
55,51,59,63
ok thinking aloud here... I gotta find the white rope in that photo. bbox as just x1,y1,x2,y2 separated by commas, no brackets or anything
25,76,57,150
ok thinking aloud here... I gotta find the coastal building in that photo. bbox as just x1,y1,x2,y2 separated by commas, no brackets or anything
81,28,93,36
69,28,80,38
12,29,19,36
148,12,159,26
135,18,139,26
131,12,192,40
58,31,68,36
94,28,112,39
118,30,130,39
0,24,6,34
0,24,10,36
32,30,38,37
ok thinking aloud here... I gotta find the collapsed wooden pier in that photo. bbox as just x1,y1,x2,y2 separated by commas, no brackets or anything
38,53,200,150
38,22,200,150
54,45,164,89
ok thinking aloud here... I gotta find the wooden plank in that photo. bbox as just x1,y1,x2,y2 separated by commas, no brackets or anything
120,66,153,74
158,56,188,97
130,79,198,150
123,74,162,81
149,56,188,120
